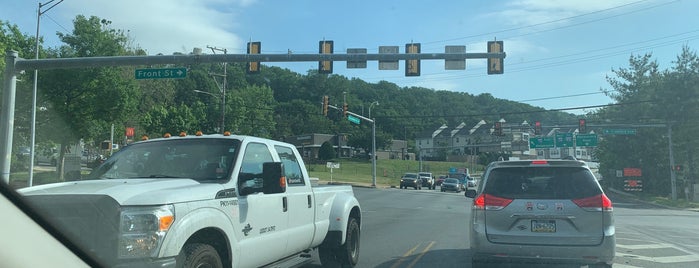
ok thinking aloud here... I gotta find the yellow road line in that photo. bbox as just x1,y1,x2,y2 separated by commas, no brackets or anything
390,241,436,268
407,241,436,268
390,243,421,268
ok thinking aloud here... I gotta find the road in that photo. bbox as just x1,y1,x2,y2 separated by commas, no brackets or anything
301,186,699,268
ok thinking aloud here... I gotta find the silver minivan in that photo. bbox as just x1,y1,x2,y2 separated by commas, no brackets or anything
465,160,615,267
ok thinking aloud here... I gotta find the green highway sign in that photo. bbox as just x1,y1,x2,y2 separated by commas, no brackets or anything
529,137,555,149
576,134,598,147
603,129,637,135
347,115,360,125
135,68,187,79
555,133,574,148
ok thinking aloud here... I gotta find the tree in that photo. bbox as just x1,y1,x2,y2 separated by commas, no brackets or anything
0,21,38,171
319,141,335,161
347,128,392,158
232,84,276,138
596,47,699,197
37,15,140,178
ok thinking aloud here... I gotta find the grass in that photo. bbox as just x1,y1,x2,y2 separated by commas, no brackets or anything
645,196,699,209
8,159,481,189
8,170,91,189
307,158,483,187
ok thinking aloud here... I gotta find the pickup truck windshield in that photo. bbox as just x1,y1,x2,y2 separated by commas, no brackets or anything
86,139,240,182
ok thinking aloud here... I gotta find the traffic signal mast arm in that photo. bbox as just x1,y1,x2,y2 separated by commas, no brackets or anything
327,104,374,123
15,52,505,70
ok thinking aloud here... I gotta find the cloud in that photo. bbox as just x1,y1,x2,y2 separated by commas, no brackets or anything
56,0,257,55
485,0,640,29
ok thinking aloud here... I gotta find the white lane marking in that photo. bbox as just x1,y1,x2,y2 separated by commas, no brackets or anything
619,252,699,263
617,243,674,250
607,264,642,268
617,242,699,264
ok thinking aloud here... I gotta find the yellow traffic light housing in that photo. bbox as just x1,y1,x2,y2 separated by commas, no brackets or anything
319,40,334,74
323,96,329,116
487,41,504,75
247,42,261,74
405,43,421,76
343,103,348,117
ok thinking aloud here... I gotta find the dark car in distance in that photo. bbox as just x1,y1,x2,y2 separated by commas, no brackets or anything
400,173,422,190
436,175,447,186
466,160,614,267
440,178,462,193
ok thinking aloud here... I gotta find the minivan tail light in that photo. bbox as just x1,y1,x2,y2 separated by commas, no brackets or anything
573,193,613,212
473,194,513,210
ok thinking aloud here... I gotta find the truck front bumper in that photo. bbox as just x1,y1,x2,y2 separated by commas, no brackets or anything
112,256,177,268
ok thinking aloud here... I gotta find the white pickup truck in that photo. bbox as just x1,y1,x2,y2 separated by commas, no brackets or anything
19,133,361,268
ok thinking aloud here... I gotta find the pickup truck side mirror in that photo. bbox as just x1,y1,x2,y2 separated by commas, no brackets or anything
262,162,286,194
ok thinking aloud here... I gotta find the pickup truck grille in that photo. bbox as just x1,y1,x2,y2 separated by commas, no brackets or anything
24,194,121,266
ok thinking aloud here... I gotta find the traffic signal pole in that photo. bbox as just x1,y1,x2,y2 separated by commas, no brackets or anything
328,104,377,187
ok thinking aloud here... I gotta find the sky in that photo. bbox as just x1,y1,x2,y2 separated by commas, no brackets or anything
2,0,699,115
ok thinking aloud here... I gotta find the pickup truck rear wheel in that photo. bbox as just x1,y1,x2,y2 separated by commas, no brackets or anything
177,243,223,268
319,217,360,267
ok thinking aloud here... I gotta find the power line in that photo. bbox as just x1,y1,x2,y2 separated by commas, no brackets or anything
371,28,699,83
374,100,652,120
423,0,667,46
517,91,614,103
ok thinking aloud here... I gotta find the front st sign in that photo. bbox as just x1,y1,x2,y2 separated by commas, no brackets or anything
135,68,187,79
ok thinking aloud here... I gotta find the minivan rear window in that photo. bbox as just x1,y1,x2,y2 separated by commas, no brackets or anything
483,167,601,200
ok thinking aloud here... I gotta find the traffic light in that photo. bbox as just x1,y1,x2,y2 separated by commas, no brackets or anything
674,165,683,171
535,121,541,135
405,43,421,76
246,41,261,74
579,119,587,133
494,122,502,136
319,40,333,74
343,103,348,117
322,95,329,116
487,41,504,74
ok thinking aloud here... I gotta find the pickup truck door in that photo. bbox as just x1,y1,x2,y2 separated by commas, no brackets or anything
235,142,289,267
275,145,315,253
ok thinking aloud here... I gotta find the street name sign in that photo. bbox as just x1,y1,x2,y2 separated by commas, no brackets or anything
135,68,187,79
529,137,555,149
555,133,574,148
576,134,598,147
603,129,637,135
347,115,360,125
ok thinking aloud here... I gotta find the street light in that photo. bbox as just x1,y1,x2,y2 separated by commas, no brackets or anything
206,46,227,134
369,101,379,118
29,0,63,187
369,101,378,187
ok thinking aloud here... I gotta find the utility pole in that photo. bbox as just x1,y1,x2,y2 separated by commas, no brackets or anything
207,46,227,133
668,124,678,200
29,0,63,187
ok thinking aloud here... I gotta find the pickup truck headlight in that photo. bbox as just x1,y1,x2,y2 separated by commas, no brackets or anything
118,205,175,259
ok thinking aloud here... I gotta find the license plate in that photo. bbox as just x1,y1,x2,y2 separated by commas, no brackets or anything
531,220,556,233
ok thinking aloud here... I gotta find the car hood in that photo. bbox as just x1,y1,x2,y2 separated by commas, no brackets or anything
18,179,224,205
